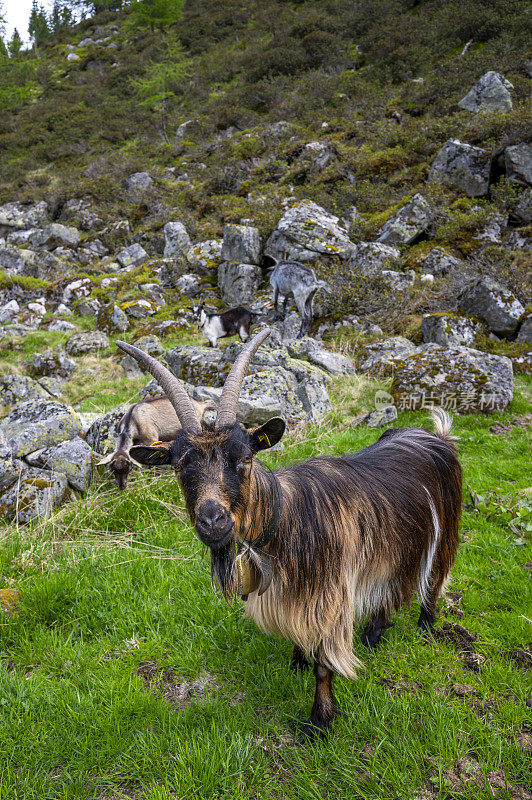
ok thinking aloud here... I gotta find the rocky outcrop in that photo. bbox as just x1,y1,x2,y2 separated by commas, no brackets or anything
163,221,191,259
516,315,532,344
458,71,513,114
65,331,110,355
376,194,434,246
116,243,149,269
122,299,157,318
0,201,48,232
287,338,355,376
509,189,532,226
390,344,513,413
421,314,487,347
217,261,262,306
25,438,93,493
349,242,400,275
96,303,129,333
265,199,354,262
458,279,525,338
429,139,491,197
220,224,261,265
357,336,418,375
0,375,48,409
0,467,70,524
29,347,76,380
0,399,81,457
421,248,462,276
505,144,532,187
184,239,222,275
166,345,229,386
34,223,81,250
84,405,129,455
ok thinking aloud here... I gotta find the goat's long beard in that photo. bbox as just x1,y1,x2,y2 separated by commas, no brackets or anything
210,541,239,602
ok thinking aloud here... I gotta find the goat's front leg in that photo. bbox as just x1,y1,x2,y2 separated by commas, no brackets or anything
299,661,340,742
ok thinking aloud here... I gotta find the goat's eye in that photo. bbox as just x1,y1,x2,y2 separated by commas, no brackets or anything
239,456,252,468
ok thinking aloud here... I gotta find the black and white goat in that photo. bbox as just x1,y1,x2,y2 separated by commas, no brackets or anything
192,303,260,348
96,395,211,490
269,258,331,337
117,331,462,741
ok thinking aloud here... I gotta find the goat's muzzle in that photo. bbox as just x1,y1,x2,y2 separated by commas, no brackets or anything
195,500,234,549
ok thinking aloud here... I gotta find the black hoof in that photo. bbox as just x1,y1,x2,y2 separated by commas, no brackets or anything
290,650,310,672
298,719,327,744
361,620,394,650
418,608,436,635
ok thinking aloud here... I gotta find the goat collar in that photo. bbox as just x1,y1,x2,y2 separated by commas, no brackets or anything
236,471,283,599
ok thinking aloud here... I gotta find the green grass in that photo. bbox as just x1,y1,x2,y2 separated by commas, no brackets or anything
1,377,530,800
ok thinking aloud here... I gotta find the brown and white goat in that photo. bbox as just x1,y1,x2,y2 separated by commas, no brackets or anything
117,331,462,741
97,395,211,490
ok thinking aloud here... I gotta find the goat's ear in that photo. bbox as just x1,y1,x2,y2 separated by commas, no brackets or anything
129,444,173,466
97,453,114,466
249,417,286,452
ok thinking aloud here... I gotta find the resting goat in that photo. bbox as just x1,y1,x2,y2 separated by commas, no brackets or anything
269,259,331,338
192,303,260,348
118,331,462,741
97,395,211,490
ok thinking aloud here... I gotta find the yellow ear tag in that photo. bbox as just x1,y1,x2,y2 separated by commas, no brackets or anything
258,433,271,447
150,441,163,447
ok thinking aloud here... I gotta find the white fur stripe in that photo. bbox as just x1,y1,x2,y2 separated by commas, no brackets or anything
417,487,440,607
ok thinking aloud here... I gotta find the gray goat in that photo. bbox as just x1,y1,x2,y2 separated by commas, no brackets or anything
269,259,331,337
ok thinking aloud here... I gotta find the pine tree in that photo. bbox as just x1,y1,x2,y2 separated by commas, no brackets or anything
127,0,185,32
8,28,22,57
28,1,51,47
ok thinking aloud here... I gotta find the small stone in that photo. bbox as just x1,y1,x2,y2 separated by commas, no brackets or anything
122,299,156,319
96,304,129,333
0,466,70,524
35,223,81,250
0,300,20,324
29,347,76,379
421,248,462,276
48,320,76,332
353,406,398,428
62,278,91,305
124,172,153,192
349,242,400,275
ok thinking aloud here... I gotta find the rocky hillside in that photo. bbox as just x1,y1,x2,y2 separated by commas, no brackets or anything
0,0,530,523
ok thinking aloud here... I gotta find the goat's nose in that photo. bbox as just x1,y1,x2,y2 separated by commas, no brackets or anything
195,502,233,547
197,508,226,529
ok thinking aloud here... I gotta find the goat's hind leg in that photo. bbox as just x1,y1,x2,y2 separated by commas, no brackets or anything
290,644,310,672
361,609,394,650
299,661,340,743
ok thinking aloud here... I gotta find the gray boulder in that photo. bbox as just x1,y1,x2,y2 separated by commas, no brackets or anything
220,224,261,265
505,144,532,187
116,243,149,269
265,200,355,262
0,244,33,275
516,314,532,344
421,314,487,347
76,298,101,317
458,71,513,114
96,303,129,333
29,347,76,380
0,444,23,492
48,320,76,332
381,270,415,291
458,278,525,338
0,299,20,324
65,331,110,355
124,172,153,192
166,345,228,387
376,194,434,246
62,278,91,305
349,242,400,275
163,221,191,259
509,189,532,226
84,405,129,455
0,375,48,408
357,337,418,375
391,344,513,413
0,466,70,524
175,273,201,297
287,338,355,376
25,438,92,493
0,201,48,232
421,248,462,276
0,399,81,457
34,223,81,250
217,261,262,306
60,197,103,231
185,239,222,275
429,139,491,197
120,334,164,377
122,299,157,319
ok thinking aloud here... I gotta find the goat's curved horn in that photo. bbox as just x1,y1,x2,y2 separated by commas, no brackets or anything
215,329,271,429
115,341,201,431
